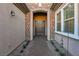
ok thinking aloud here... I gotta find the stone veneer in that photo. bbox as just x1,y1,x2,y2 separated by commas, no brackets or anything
25,12,30,40
25,3,52,40
50,9,55,40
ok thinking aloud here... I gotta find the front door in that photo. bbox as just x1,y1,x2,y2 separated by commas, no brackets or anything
35,20,45,36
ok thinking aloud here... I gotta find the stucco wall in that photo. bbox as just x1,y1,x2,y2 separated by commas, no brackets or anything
0,3,25,55
55,33,79,56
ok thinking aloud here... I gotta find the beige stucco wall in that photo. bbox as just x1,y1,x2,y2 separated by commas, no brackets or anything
0,3,25,55
55,33,79,56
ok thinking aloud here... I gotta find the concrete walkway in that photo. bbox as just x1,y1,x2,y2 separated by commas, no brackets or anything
9,36,60,56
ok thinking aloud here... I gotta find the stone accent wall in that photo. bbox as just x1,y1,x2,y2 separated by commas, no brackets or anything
25,3,52,40
50,10,55,39
25,12,30,40
26,3,52,10
25,3,55,39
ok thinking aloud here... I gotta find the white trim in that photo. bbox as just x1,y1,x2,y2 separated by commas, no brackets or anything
47,9,50,40
55,12,57,32
30,11,33,40
55,3,79,40
74,4,78,36
64,17,74,21
61,9,64,32
55,31,79,40
30,9,50,40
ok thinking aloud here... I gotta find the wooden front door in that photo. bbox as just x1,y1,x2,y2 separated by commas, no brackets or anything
35,20,45,36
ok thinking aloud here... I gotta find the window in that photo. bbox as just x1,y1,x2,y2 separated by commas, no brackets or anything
55,3,79,40
64,3,74,34
57,12,61,31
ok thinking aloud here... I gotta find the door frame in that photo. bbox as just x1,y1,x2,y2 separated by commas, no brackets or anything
30,9,50,40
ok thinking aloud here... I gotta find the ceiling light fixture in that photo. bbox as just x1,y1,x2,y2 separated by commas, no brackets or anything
39,3,42,7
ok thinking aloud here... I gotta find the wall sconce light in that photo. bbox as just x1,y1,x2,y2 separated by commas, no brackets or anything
11,10,15,16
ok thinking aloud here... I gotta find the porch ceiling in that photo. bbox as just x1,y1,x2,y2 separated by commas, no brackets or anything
25,3,62,11
13,3,29,14
50,3,63,11
13,3,63,14
26,3,52,11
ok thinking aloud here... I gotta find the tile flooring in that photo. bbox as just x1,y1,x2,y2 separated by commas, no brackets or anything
9,36,60,56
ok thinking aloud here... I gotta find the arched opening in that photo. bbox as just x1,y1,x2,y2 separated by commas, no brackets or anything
30,9,50,40
33,11,47,39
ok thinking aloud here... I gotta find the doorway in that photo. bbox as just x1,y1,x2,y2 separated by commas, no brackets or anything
33,12,47,37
